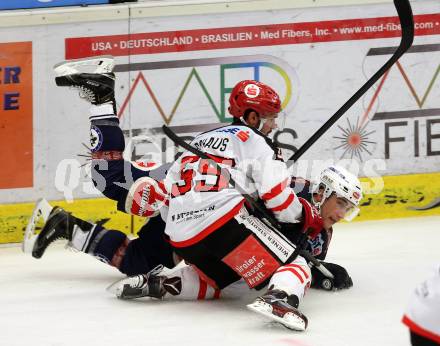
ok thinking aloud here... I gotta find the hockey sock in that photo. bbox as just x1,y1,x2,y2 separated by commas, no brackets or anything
88,103,131,201
90,229,130,270
89,103,125,154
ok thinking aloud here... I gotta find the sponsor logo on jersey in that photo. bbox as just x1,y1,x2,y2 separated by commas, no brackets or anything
307,233,324,257
236,130,250,142
222,236,280,288
244,83,260,98
215,127,240,134
237,213,293,262
171,205,216,222
214,127,251,142
90,125,103,152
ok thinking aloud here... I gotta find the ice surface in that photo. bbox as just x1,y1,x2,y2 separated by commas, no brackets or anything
0,216,439,346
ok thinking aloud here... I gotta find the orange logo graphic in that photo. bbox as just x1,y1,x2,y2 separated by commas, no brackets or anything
0,42,33,189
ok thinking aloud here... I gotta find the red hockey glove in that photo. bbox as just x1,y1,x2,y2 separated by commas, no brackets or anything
298,197,323,239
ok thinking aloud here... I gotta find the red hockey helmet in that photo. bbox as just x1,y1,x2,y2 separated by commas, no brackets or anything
228,80,281,119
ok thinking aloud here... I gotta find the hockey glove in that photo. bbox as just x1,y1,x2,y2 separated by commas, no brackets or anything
298,197,323,239
311,262,353,291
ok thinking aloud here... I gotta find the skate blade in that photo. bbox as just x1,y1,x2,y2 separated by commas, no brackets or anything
247,301,306,331
22,198,53,254
106,278,126,298
53,55,114,76
106,278,148,300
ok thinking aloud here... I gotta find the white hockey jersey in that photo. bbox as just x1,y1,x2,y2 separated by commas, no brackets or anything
164,125,303,247
402,265,440,344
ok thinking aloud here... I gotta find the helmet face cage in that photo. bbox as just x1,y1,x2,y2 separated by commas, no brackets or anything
313,166,363,222
228,80,282,120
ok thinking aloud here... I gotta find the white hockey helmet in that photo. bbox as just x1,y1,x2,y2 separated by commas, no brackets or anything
313,165,363,221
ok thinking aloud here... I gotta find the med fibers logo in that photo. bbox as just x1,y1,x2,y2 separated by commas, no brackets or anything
114,54,300,124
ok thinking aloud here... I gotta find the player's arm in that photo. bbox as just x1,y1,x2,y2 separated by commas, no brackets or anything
288,174,354,290
246,137,322,237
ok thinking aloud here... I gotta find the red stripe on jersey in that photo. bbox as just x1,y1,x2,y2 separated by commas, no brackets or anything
197,278,207,300
214,289,221,299
170,199,245,248
402,315,440,344
276,267,305,283
262,178,289,201
283,264,310,279
269,193,295,212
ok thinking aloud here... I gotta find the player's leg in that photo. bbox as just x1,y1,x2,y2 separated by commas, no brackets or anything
120,215,175,275
109,212,279,299
24,200,174,276
88,104,168,217
107,205,309,329
28,202,126,264
172,209,310,331
107,215,258,301
54,56,130,204
54,56,166,216
108,261,253,300
247,256,311,331
108,263,222,300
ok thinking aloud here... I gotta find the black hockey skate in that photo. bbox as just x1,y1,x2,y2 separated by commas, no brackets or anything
107,265,182,300
55,72,115,105
247,289,308,331
53,56,115,105
31,206,94,259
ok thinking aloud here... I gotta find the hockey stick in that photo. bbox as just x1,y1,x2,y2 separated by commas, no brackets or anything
286,0,414,165
162,125,334,280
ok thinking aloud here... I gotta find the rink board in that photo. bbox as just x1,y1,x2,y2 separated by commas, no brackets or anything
1,171,439,244
0,198,146,244
0,1,439,244
0,0,439,205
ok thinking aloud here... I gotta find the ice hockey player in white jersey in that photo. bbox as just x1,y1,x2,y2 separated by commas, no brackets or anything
24,58,361,331
402,265,440,345
162,80,324,332
109,80,363,331
110,162,362,330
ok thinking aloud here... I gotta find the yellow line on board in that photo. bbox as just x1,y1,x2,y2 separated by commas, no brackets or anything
1,172,439,244
0,198,145,244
